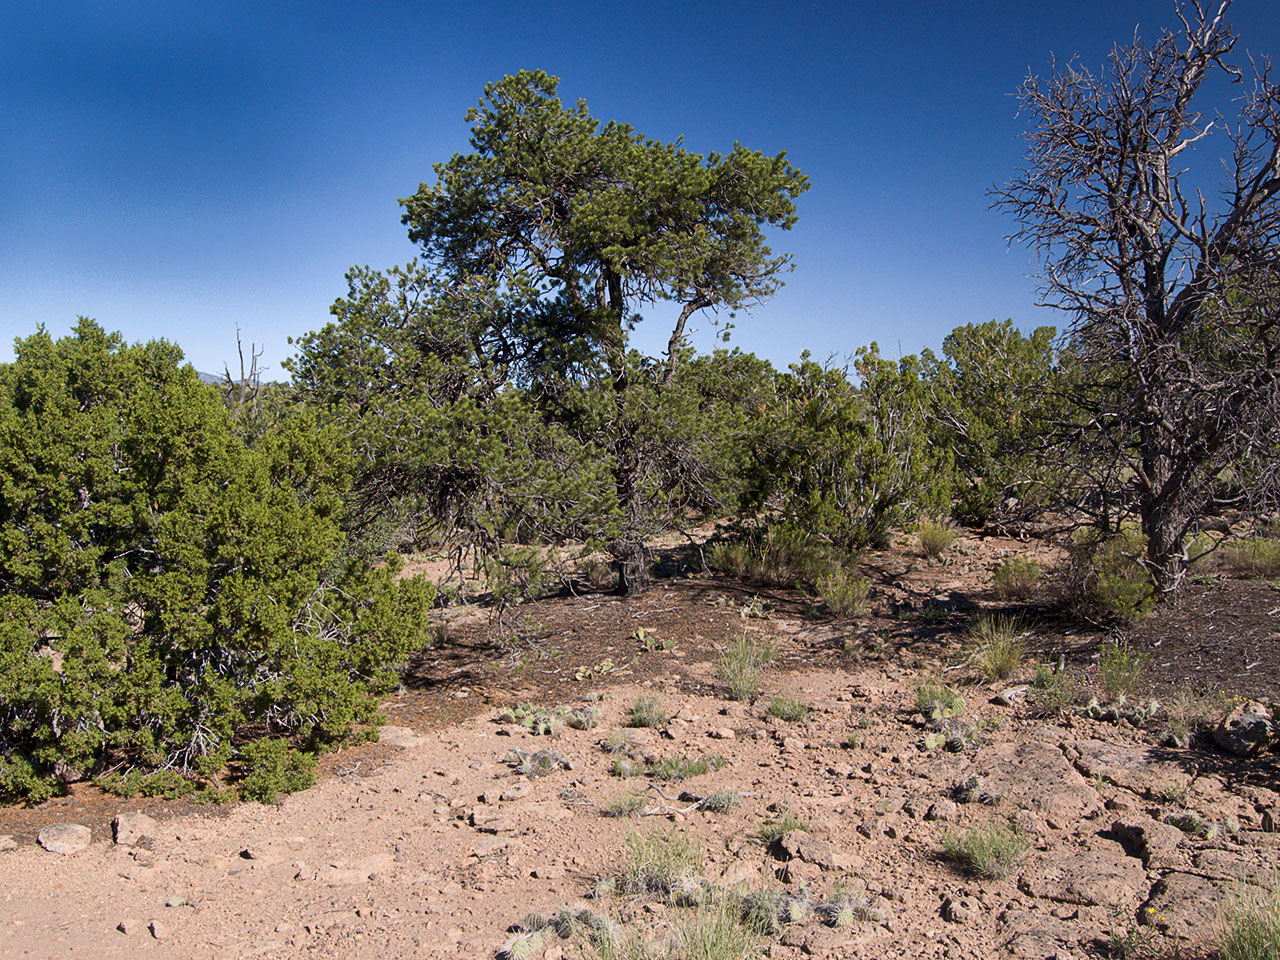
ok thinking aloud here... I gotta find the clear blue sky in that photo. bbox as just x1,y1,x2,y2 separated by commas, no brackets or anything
4,1,1278,377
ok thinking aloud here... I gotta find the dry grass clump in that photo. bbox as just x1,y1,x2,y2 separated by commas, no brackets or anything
716,633,774,702
966,614,1027,680
757,809,810,845
992,557,1042,599
941,820,1030,878
1098,641,1147,698
1219,879,1280,960
604,792,649,818
627,697,670,728
766,694,809,722
616,830,702,899
816,569,871,617
918,521,959,559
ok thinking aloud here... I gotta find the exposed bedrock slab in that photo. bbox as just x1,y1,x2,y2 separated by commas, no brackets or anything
1067,740,1189,796
971,740,1099,824
1019,846,1148,906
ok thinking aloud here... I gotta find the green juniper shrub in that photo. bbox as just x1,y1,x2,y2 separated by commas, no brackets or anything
0,322,434,802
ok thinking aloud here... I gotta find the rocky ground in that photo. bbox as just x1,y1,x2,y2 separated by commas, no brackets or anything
1,533,1277,960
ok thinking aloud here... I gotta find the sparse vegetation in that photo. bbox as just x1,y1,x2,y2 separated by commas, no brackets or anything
992,558,1042,600
617,830,703,899
1221,538,1280,580
941,820,1030,878
757,810,810,845
1098,642,1147,698
604,792,649,818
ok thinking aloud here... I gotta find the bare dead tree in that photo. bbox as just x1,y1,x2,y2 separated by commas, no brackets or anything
223,325,264,415
993,0,1280,594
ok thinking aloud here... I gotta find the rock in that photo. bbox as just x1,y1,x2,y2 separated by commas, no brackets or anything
993,685,1030,707
974,741,1099,823
1262,808,1277,833
1010,809,1040,837
149,919,168,940
1140,871,1223,940
775,830,838,870
719,859,759,887
113,811,158,846
37,823,91,854
925,799,959,822
942,896,979,924
378,724,428,748
0,835,16,852
1214,701,1275,756
1111,818,1187,870
1072,739,1188,796
531,864,565,879
779,859,823,884
1019,847,1146,906
117,918,141,935
709,728,736,740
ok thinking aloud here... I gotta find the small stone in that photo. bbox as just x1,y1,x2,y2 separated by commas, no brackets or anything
38,823,91,854
275,922,296,934
163,897,187,908
710,728,736,740
112,811,158,846
993,685,1030,707
532,864,565,879
149,920,168,940
0,835,16,852
117,918,141,935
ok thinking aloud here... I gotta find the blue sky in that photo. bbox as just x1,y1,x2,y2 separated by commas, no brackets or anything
4,1,1278,377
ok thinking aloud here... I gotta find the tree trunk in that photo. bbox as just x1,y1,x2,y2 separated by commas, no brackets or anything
604,268,649,596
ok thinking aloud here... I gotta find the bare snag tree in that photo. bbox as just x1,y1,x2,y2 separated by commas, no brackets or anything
994,0,1280,594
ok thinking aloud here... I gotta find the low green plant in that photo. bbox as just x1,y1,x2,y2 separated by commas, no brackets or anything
1030,662,1083,716
817,570,871,618
1151,780,1190,806
497,702,562,735
941,820,1030,878
566,706,602,730
706,540,752,581
766,694,809,722
635,627,675,653
716,633,774,702
603,730,633,754
967,614,1027,680
992,557,1042,600
648,755,725,781
697,791,742,813
913,680,964,721
1099,642,1148,698
617,829,703,898
1219,878,1280,960
918,521,959,559
758,809,810,844
1220,538,1280,579
627,697,670,728
1107,904,1161,959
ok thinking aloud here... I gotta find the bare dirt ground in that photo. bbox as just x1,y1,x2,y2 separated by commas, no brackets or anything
2,532,1278,960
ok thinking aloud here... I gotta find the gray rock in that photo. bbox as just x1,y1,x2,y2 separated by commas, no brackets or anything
113,811,158,846
993,685,1031,707
974,741,1099,823
925,799,959,822
775,830,838,869
1214,701,1275,756
38,823,90,854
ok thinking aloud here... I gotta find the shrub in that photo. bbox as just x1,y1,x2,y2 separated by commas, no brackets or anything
1030,663,1083,716
603,792,648,818
1098,642,1148,698
706,541,752,580
817,570,871,617
918,521,958,559
992,558,1042,600
967,615,1027,680
766,694,809,722
715,634,774,702
1071,528,1155,620
627,697,670,728
239,738,317,804
1219,879,1280,960
0,322,434,802
941,821,1030,878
